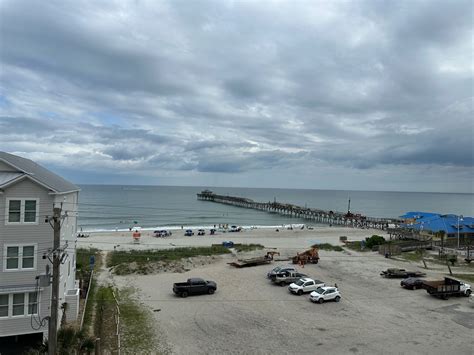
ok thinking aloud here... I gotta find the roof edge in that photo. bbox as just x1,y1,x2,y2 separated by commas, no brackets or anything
49,189,81,195
0,174,58,193
0,157,28,174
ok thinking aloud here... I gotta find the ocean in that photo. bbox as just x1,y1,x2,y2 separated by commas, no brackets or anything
77,185,474,232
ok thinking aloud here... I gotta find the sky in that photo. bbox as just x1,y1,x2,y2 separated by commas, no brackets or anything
0,0,472,193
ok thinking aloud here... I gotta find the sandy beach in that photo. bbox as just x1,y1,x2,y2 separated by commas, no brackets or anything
80,226,474,354
77,225,382,251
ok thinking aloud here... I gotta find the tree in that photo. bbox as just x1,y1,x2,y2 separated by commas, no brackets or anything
365,235,386,249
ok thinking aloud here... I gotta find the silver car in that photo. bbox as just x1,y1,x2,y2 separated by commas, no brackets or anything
267,265,297,279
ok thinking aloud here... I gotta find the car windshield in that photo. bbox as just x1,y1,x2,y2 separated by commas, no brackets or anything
314,280,323,284
315,287,325,294
273,266,281,272
295,279,305,286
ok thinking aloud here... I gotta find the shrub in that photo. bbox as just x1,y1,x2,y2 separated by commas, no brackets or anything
365,235,386,249
313,243,344,252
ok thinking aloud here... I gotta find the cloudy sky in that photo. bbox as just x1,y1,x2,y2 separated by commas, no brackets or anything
0,0,472,192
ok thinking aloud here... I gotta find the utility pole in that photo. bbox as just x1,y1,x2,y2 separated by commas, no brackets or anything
48,207,61,355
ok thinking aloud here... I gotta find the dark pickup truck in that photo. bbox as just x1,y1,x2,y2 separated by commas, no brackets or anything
173,278,217,298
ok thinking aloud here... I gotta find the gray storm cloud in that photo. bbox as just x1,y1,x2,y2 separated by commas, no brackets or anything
0,0,472,192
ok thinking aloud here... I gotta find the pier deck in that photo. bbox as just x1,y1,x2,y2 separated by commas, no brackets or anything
197,190,401,230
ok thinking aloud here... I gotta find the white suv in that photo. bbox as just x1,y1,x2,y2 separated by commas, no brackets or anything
288,278,325,295
310,286,341,303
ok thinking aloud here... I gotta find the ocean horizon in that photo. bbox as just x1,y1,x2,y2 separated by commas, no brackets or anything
76,184,474,232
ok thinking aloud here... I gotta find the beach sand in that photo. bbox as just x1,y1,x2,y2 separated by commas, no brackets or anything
82,226,474,354
77,225,383,251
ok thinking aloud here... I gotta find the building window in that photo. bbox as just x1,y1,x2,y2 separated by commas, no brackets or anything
8,200,21,222
4,245,36,271
24,200,37,222
6,198,39,224
12,294,25,316
28,292,38,315
22,246,35,268
0,292,39,317
0,295,8,317
6,246,19,269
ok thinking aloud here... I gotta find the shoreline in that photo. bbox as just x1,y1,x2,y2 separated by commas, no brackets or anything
77,225,387,251
78,223,308,234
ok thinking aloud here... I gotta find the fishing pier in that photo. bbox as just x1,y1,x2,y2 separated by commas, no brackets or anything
197,190,401,230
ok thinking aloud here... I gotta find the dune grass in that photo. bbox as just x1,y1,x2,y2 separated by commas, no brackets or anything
117,287,157,354
314,243,344,252
108,246,232,267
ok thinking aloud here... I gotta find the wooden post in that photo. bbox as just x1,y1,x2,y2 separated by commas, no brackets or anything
95,338,101,355
48,207,61,355
446,259,453,275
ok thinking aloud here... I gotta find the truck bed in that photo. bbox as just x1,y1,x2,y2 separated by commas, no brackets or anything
421,278,462,297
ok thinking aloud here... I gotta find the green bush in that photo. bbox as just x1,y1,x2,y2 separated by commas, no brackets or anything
313,243,344,252
365,235,386,249
447,254,457,266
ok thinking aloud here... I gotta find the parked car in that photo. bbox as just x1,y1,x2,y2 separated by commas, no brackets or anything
400,278,424,290
288,278,325,295
309,286,341,303
197,229,205,236
154,230,172,237
271,271,308,286
230,225,241,232
267,265,297,279
184,229,194,236
173,278,217,298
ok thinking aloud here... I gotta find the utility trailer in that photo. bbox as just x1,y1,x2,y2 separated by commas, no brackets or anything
228,252,280,268
380,268,426,278
421,277,471,299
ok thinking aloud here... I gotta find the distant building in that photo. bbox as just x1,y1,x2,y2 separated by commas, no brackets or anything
400,211,474,241
0,152,80,344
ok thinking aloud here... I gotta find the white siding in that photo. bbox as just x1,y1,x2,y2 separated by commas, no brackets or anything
55,191,79,324
0,179,79,336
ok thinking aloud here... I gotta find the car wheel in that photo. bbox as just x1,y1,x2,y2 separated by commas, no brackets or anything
335,296,341,302
465,289,472,296
297,290,303,296
318,298,324,304
280,282,285,287
208,288,215,295
181,292,188,298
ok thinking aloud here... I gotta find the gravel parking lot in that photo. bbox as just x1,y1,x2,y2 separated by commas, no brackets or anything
113,244,474,355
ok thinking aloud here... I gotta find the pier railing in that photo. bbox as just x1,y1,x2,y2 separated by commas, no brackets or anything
197,191,401,230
